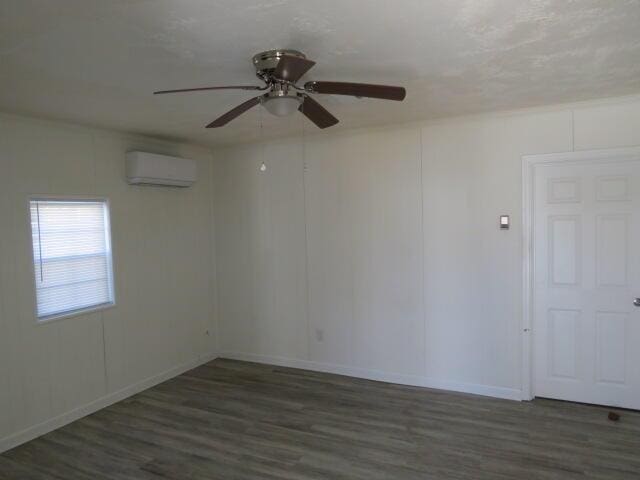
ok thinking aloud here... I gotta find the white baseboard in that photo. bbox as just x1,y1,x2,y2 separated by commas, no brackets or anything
221,352,523,401
0,352,218,454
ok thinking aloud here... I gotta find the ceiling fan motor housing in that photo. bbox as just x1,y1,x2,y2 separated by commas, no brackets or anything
252,49,307,81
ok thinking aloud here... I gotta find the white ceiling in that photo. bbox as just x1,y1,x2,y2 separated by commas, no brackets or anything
1,0,640,147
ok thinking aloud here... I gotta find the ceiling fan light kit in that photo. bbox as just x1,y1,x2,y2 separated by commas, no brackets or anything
260,85,302,117
154,49,406,130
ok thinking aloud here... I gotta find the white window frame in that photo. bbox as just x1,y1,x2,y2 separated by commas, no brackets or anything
28,195,116,323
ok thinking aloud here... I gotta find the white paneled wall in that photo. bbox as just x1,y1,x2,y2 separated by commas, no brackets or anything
214,141,308,359
3,94,640,452
0,114,216,451
214,95,640,399
304,129,424,375
420,111,572,390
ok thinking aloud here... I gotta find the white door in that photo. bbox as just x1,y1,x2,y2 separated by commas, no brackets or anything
533,151,640,409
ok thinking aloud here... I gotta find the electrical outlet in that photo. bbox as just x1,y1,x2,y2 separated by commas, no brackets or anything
315,328,324,342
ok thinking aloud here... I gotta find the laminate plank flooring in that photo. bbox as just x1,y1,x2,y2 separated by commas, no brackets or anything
1,358,639,479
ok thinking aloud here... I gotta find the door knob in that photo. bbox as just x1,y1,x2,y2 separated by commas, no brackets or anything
634,298,640,307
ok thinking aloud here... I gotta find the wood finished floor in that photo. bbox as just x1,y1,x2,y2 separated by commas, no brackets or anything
1,359,639,480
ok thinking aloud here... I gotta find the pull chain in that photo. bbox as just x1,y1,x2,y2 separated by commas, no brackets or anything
259,104,266,172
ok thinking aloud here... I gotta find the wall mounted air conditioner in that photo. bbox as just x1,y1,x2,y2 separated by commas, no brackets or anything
126,151,197,187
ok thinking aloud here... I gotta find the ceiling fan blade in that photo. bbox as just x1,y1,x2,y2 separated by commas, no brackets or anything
299,95,339,129
304,81,406,101
154,85,266,95
206,96,261,128
274,55,316,82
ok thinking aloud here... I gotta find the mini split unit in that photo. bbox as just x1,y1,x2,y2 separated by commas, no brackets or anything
125,151,197,187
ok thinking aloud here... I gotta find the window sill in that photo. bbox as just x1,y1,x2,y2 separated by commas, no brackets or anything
36,302,116,325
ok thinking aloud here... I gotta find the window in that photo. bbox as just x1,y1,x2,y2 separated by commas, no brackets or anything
29,199,115,321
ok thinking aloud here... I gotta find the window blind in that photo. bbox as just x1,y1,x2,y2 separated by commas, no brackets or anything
30,199,114,320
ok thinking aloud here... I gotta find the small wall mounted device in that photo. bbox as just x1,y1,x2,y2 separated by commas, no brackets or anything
500,215,510,230
125,151,196,187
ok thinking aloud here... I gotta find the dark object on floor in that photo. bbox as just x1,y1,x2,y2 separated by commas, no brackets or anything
609,411,621,422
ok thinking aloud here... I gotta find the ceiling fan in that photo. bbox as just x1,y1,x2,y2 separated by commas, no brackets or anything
154,49,406,129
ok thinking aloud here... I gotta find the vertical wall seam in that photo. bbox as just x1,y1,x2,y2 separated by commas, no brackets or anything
92,132,109,395
301,128,312,361
210,150,220,355
101,313,109,393
419,127,427,376
11,139,30,432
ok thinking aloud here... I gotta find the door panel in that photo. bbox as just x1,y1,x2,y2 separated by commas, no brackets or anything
548,215,581,286
547,308,579,380
533,156,640,409
595,311,627,385
596,214,628,287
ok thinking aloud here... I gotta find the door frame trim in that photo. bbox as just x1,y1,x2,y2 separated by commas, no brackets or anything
521,145,640,401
